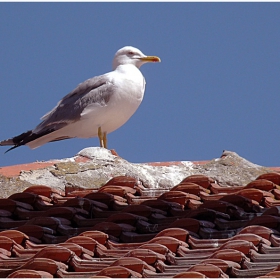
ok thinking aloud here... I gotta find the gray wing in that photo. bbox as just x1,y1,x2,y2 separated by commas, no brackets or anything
33,74,114,134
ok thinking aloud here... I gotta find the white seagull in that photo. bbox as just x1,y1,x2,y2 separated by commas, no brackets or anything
0,46,161,152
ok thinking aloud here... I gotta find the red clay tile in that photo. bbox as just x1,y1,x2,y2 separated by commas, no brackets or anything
147,236,183,254
171,182,210,196
272,189,280,200
200,258,241,272
187,263,225,278
264,271,280,277
188,235,226,250
24,185,64,197
155,228,189,242
235,232,266,246
158,191,196,206
235,188,264,203
65,236,97,254
181,175,214,189
96,265,142,278
0,230,29,245
140,243,171,256
33,246,72,262
175,246,214,259
245,179,276,192
238,225,276,241
229,265,275,278
187,198,204,210
104,176,137,188
94,243,129,258
210,248,246,263
210,183,244,194
98,186,126,197
0,248,11,258
250,249,280,263
270,234,280,247
70,257,110,273
7,269,53,278
23,257,65,274
173,271,207,278
219,239,257,255
110,256,155,274
57,242,84,257
241,258,278,270
1,257,62,277
257,172,280,185
125,248,166,265
155,258,195,274
262,196,277,208
79,230,109,245
259,243,280,254
199,191,226,201
0,236,14,251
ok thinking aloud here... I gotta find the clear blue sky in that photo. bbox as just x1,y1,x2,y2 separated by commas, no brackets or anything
0,3,280,168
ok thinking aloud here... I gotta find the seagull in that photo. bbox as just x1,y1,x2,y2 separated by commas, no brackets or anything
0,46,161,152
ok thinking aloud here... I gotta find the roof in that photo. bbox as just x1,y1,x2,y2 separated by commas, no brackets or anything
0,148,280,278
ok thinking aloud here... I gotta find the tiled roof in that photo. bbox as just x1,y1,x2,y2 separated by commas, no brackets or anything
0,149,280,278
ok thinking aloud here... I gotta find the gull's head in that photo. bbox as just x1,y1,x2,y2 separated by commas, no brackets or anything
112,46,161,70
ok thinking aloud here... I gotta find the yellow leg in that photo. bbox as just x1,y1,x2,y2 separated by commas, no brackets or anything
98,127,104,147
98,127,108,149
103,132,107,149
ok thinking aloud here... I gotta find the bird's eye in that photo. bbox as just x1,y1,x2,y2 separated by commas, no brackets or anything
128,51,135,55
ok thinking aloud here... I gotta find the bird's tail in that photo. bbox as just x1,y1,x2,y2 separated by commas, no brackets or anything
0,130,34,153
1,128,73,152
0,128,59,153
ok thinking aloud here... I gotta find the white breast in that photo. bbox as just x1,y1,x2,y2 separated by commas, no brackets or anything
78,64,146,136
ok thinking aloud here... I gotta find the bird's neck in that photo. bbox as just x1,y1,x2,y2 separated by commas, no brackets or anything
114,64,142,76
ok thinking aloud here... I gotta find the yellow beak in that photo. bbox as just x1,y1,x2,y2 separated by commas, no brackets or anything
140,56,161,63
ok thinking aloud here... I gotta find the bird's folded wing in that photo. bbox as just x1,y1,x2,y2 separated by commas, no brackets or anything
33,75,114,134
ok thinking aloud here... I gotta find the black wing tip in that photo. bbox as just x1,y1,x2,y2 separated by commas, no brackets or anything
4,145,20,154
0,130,33,154
1,128,57,154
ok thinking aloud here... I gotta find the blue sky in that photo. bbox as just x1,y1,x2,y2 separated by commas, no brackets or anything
0,3,280,167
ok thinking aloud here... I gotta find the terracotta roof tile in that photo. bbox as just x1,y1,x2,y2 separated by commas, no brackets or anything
6,269,54,278
1,151,280,277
